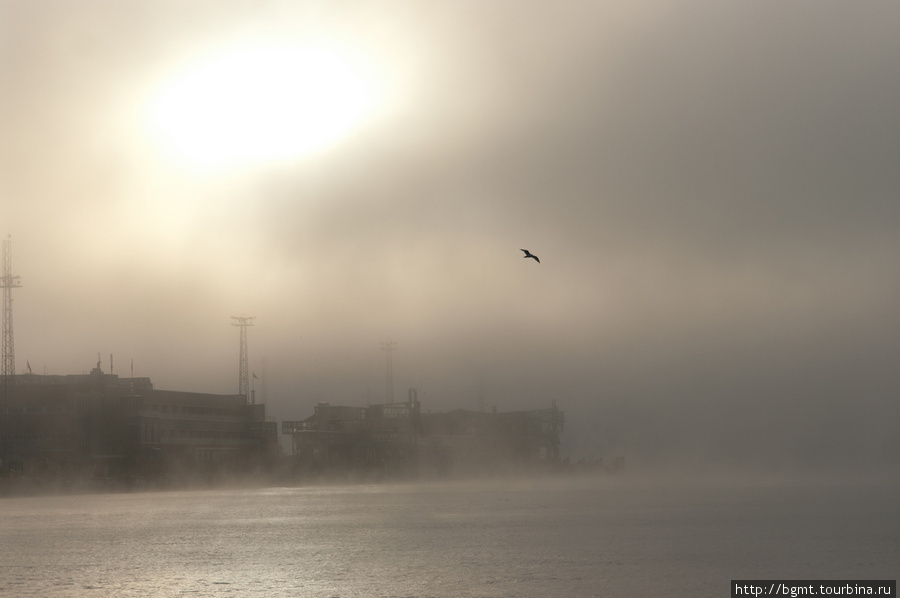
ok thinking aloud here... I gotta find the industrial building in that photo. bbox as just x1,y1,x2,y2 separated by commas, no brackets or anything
0,362,279,487
0,237,282,490
282,391,565,477
1,237,571,488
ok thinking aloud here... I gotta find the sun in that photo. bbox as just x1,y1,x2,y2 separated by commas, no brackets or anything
148,43,377,169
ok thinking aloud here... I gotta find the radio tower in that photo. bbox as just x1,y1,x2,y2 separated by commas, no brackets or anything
380,340,397,403
261,356,268,404
1,235,22,403
231,315,255,403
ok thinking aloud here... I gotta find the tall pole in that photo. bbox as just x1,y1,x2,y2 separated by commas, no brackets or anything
231,315,255,404
1,235,22,403
477,368,485,413
261,356,268,404
380,340,397,404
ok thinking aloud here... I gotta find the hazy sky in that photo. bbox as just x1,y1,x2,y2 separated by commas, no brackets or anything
2,0,899,470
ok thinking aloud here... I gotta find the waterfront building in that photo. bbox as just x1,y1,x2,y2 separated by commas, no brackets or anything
282,394,564,476
0,363,278,482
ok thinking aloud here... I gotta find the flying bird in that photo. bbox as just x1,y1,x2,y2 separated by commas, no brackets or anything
520,249,540,263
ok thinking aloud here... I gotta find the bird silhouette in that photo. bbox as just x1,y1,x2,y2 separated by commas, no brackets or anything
520,249,540,263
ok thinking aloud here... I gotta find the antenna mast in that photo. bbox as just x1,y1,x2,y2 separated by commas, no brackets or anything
1,235,22,402
478,368,485,413
231,315,255,403
380,340,397,404
261,356,268,404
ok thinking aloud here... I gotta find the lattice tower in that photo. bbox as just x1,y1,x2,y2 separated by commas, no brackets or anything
231,315,255,403
1,235,22,402
380,340,397,404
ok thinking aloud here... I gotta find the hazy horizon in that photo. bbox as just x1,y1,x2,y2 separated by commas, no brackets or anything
2,0,899,472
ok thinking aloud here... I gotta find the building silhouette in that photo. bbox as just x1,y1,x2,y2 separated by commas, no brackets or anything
282,392,564,478
0,362,278,485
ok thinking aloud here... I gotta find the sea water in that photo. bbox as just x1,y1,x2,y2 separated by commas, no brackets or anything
1,473,897,597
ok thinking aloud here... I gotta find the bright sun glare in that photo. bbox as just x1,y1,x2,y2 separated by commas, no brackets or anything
149,44,376,169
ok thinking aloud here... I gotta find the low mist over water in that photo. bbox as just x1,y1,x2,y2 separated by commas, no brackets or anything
2,473,898,597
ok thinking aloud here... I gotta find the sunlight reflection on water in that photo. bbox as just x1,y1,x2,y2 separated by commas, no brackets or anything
1,475,897,597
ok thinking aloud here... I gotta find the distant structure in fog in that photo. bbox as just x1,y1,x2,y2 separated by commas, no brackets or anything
282,394,565,476
0,364,279,481
231,315,255,404
261,356,268,404
478,368,485,413
380,340,397,403
1,235,22,403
